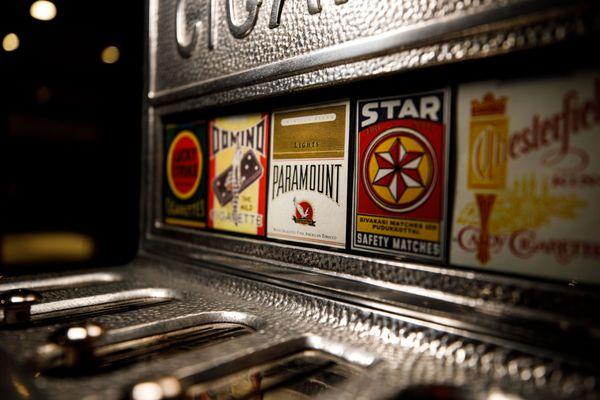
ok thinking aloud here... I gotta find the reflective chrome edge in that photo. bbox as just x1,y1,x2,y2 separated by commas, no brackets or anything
107,311,266,343
0,272,122,292
30,288,177,315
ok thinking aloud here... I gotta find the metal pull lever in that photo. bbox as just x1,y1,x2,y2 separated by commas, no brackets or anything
35,322,252,374
1,288,174,328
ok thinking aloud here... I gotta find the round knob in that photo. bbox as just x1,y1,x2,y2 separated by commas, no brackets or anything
52,323,104,369
0,289,42,325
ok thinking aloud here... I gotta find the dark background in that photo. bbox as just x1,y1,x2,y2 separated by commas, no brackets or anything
1,0,143,273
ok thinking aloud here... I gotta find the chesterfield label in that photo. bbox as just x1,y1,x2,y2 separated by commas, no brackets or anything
267,102,349,248
163,122,208,228
208,114,269,235
451,71,600,283
352,91,449,260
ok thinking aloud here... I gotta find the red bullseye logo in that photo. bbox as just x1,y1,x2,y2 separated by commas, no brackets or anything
167,130,202,200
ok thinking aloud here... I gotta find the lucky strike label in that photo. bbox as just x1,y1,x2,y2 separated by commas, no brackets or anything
267,102,349,248
163,122,208,228
208,114,269,235
352,90,449,260
451,71,600,283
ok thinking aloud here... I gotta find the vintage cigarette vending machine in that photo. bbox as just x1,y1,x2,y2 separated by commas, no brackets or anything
1,0,599,399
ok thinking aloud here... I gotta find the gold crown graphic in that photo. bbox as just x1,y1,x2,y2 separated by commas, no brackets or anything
471,92,507,116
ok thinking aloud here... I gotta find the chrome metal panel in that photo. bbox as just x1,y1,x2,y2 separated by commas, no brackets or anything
144,0,600,289
141,0,600,374
0,257,597,399
2,1,598,399
101,2,600,399
149,0,597,105
144,239,600,363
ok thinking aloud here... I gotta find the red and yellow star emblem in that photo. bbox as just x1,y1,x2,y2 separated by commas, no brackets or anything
373,138,424,201
364,128,436,212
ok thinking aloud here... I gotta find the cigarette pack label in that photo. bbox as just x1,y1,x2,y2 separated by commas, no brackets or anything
352,91,449,260
451,71,600,283
163,122,208,228
267,102,350,248
208,114,269,235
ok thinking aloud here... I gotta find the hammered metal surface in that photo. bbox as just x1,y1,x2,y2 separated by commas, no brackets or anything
0,257,597,399
147,227,600,319
150,0,598,104
153,0,503,94
152,5,598,111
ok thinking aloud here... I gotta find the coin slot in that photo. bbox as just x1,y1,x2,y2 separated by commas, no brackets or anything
1,288,176,328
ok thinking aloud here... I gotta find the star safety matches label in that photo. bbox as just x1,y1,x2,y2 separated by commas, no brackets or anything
352,90,449,260
451,71,600,283
163,121,208,228
267,101,350,248
208,114,269,235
